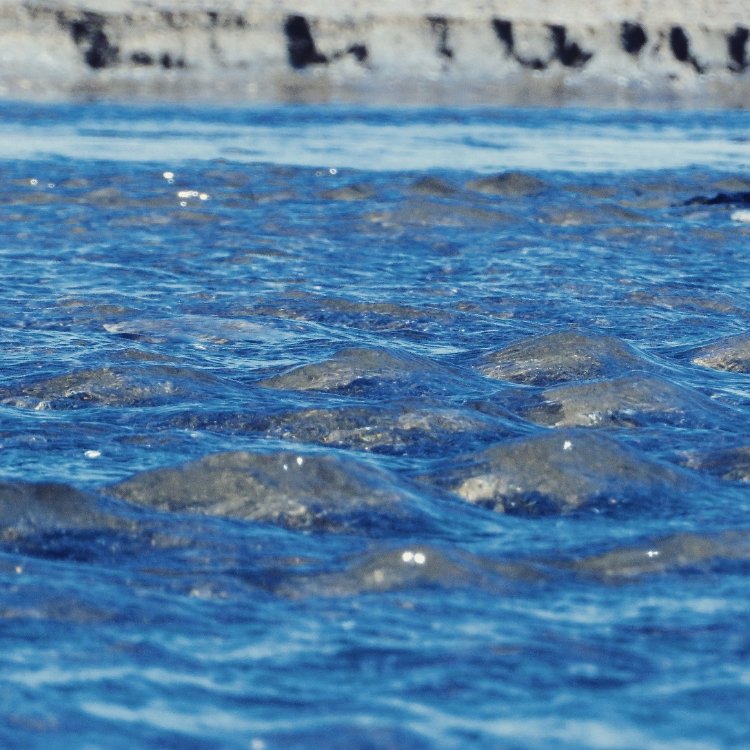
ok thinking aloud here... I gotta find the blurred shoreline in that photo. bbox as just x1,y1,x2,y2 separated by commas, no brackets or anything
1,1,749,107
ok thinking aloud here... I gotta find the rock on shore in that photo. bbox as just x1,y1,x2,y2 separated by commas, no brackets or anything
1,1,750,105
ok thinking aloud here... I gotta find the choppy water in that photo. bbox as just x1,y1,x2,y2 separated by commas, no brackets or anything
3,102,750,749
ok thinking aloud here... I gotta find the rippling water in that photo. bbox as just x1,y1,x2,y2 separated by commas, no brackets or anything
2,102,750,749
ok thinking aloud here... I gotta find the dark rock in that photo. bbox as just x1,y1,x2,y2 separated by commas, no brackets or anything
1,365,215,410
431,429,696,516
259,403,514,455
525,374,724,428
367,201,514,229
628,289,745,316
103,315,284,346
685,190,750,206
466,171,547,197
284,14,327,69
67,13,120,70
692,332,750,372
621,22,648,55
427,16,453,60
682,444,750,483
478,329,646,386
0,481,126,539
409,176,457,197
109,450,426,532
539,203,645,226
131,51,154,66
669,26,705,73
490,18,546,70
572,531,750,580
549,24,593,68
728,26,749,72
346,43,368,63
159,53,186,69
492,18,515,56
258,346,456,395
80,187,126,206
320,184,374,201
708,176,750,193
284,545,478,596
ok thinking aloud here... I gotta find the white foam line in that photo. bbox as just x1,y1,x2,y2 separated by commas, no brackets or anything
3,119,749,172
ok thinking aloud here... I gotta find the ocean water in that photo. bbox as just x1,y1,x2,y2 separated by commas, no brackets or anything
2,102,750,749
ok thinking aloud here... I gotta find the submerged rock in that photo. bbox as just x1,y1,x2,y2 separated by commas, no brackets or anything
312,297,455,331
571,531,750,580
104,315,293,347
80,186,128,207
0,365,214,410
681,444,750,483
692,332,750,372
538,203,645,226
320,184,374,201
0,481,126,539
109,450,427,532
627,289,744,317
525,374,723,428
685,190,750,207
280,543,545,597
283,545,479,596
290,529,750,595
478,329,647,386
466,171,547,197
366,201,514,229
258,346,455,394
409,176,457,197
260,404,513,455
431,429,695,516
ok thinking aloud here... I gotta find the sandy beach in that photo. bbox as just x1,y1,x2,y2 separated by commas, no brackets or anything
1,1,749,105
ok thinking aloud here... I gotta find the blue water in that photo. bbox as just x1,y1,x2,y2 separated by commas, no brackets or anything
2,102,750,749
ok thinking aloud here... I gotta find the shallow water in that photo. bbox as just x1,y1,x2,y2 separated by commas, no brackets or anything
2,102,750,749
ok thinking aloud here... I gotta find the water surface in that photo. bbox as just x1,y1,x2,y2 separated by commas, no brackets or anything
1,102,750,749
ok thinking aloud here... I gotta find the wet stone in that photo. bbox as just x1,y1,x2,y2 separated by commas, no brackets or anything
539,203,646,226
103,315,289,347
108,450,427,532
709,176,750,192
0,481,127,539
478,329,647,386
409,176,457,197
571,531,750,580
258,404,515,455
681,444,750,483
308,296,457,333
524,374,724,428
563,183,618,199
628,290,746,317
320,184,374,201
692,332,750,372
685,190,750,207
430,429,696,516
366,201,515,229
258,346,457,395
281,545,510,597
466,171,547,197
80,187,127,206
0,365,214,409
